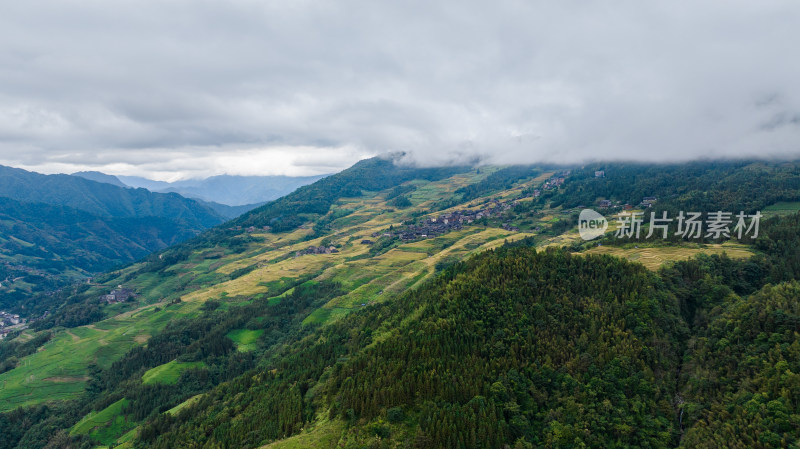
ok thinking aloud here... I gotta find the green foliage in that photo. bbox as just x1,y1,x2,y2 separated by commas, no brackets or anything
550,161,800,213
0,165,224,228
142,361,207,385
134,249,687,449
386,407,405,423
0,332,52,375
226,329,265,352
7,161,800,449
434,166,540,210
678,282,800,449
0,164,226,301
0,280,343,448
232,157,468,232
0,197,206,299
388,195,412,208
456,166,540,202
70,398,135,445
131,213,800,448
384,184,417,200
328,249,685,448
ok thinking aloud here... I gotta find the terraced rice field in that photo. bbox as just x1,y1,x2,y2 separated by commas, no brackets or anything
581,242,754,270
142,360,207,385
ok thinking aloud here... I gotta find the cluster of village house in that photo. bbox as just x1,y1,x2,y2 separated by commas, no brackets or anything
597,197,658,210
353,172,581,246
364,192,537,244
530,171,570,198
293,194,536,257
295,245,340,257
590,170,658,209
374,171,574,242
0,311,25,339
100,286,136,304
0,261,47,288
0,311,22,326
1,169,663,340
273,169,640,256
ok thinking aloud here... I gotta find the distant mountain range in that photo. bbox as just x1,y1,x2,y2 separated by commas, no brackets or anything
0,196,202,295
0,165,229,299
0,166,224,229
72,171,327,207
0,166,331,301
71,171,128,188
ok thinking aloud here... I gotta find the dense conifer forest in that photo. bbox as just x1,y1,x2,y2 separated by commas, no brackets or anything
128,212,800,448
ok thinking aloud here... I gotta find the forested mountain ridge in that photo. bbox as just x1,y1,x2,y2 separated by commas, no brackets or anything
140,248,688,448
231,157,471,232
71,171,128,188
547,160,800,213
134,213,800,449
679,281,800,448
118,173,328,207
0,197,205,308
0,165,224,228
0,165,228,301
72,171,265,219
1,159,800,448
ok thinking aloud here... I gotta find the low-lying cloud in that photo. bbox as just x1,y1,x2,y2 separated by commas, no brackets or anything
1,0,799,179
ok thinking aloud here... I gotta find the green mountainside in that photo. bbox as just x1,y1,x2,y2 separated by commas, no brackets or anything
1,158,799,448
71,171,276,219
0,165,224,228
141,248,686,448
71,172,129,189
0,197,207,308
117,173,327,207
231,157,471,232
192,199,267,220
0,165,228,299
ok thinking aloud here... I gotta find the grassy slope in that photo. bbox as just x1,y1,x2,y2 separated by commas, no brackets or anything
70,398,136,446
227,329,265,352
142,360,207,385
762,200,800,217
0,303,186,411
582,242,753,270
260,417,346,449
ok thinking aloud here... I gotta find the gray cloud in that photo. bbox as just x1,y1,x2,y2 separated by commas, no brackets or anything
0,0,799,178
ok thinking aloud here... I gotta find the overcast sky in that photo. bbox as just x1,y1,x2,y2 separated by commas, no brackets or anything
1,0,799,180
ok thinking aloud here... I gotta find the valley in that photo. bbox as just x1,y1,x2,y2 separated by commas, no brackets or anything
0,166,543,413
1,159,799,449
2,3,797,447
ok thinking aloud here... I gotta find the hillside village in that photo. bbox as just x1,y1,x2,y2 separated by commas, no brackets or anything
100,286,136,304
0,311,25,340
597,196,658,210
370,198,518,242
291,197,527,259
295,245,340,257
361,170,660,246
288,173,571,258
0,261,48,287
369,171,577,243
